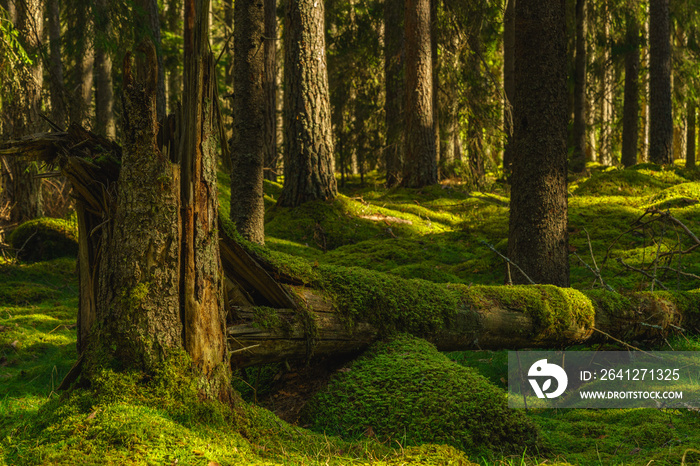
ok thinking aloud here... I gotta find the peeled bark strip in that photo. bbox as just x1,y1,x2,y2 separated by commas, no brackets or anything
278,0,337,207
181,0,230,391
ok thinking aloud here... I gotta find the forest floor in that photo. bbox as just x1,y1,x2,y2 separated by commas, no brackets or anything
2,162,700,464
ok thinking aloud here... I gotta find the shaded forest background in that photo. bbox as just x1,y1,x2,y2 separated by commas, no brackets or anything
2,0,700,464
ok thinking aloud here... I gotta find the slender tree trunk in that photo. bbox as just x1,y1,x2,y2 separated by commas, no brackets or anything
440,41,459,167
687,103,696,169
134,0,167,121
402,0,438,188
597,5,612,165
167,0,183,112
502,0,515,175
508,0,569,287
94,0,116,139
230,0,266,245
5,0,44,224
263,0,279,182
648,0,673,164
621,11,640,168
384,0,404,187
69,1,93,127
430,0,440,167
570,0,587,172
277,0,338,207
47,0,66,128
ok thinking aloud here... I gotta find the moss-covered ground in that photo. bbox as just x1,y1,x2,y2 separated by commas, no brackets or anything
2,162,700,464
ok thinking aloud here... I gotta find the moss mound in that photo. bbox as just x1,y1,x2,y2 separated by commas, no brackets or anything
301,334,539,456
9,218,78,262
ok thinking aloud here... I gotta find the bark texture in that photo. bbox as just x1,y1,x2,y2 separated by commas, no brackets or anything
570,0,587,172
402,0,438,187
384,0,404,187
181,0,229,391
278,0,338,207
94,0,116,139
230,0,266,245
508,0,569,287
621,11,640,168
94,49,181,371
648,0,673,164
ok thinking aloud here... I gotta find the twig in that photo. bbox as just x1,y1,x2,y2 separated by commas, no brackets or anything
591,327,662,359
616,258,669,290
229,344,261,355
480,240,535,284
573,252,616,293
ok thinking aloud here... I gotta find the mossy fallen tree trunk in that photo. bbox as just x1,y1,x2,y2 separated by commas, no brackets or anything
3,129,700,371
220,225,700,368
226,280,700,368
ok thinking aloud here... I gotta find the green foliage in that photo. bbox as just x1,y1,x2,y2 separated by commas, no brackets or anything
8,218,78,262
302,334,540,456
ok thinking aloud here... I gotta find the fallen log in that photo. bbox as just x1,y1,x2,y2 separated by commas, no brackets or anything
224,249,700,367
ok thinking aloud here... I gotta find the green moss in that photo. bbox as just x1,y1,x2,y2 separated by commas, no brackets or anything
301,334,540,456
251,306,282,330
643,182,700,209
8,217,78,262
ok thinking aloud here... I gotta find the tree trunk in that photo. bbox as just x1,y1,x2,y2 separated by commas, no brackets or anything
687,103,696,169
277,0,338,207
384,0,404,187
94,0,116,139
4,0,44,224
134,0,167,121
430,0,440,167
92,47,182,372
263,0,279,182
69,0,93,127
621,10,640,168
402,0,438,188
230,0,266,245
47,0,66,129
648,0,673,164
507,0,569,287
226,283,700,368
180,0,230,396
597,4,612,165
570,0,587,172
502,0,515,175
